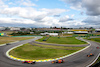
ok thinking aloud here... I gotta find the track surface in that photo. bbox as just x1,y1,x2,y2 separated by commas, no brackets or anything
0,37,100,67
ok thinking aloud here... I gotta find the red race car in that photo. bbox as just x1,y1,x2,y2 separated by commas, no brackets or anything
51,59,64,64
22,61,36,64
96,47,100,49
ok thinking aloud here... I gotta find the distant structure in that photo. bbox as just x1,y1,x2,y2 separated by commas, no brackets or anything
35,28,61,32
0,27,6,31
40,32,58,36
67,29,88,34
95,29,100,32
10,27,20,31
74,31,88,34
70,29,87,31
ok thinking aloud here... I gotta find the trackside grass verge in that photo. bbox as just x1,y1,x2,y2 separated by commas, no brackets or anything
32,43,85,50
9,43,84,60
86,38,100,43
37,37,87,45
0,37,34,45
92,56,100,66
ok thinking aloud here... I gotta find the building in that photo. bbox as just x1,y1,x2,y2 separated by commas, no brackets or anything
95,29,100,32
0,27,6,31
63,32,73,34
40,32,58,36
35,28,61,32
10,27,20,31
74,31,88,34
69,29,87,31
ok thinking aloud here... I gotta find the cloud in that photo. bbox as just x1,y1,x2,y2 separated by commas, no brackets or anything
82,16,100,25
82,0,100,16
62,0,100,16
61,0,100,28
21,0,36,7
0,0,8,8
1,0,99,28
0,7,67,22
81,16,100,28
0,17,87,28
13,0,37,7
0,0,69,27
59,15,74,22
61,0,82,10
0,18,35,24
80,11,84,15
71,14,75,18
54,15,61,17
40,8,67,16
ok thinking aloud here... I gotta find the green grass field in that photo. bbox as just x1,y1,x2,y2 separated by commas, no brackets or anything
87,38,100,43
37,37,87,45
33,43,84,50
9,43,84,60
0,37,34,45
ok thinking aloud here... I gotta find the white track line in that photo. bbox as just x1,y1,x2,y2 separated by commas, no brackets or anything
6,37,91,62
86,53,100,67
0,41,19,47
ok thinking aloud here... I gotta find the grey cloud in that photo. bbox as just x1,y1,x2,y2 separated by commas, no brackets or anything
82,16,100,26
62,0,100,16
80,12,84,15
54,15,61,17
82,0,100,16
62,0,82,5
33,15,46,22
0,22,52,28
62,0,100,28
61,0,82,10
0,23,36,27
59,18,74,22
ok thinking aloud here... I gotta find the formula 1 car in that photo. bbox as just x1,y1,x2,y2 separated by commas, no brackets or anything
51,59,64,64
96,47,100,49
6,43,11,45
22,61,36,64
87,53,94,57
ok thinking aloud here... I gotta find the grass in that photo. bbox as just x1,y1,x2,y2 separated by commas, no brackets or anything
37,37,87,45
95,57,100,63
33,43,85,50
92,57,100,66
87,38,100,43
9,43,82,60
63,34,74,36
63,34,88,37
0,37,34,44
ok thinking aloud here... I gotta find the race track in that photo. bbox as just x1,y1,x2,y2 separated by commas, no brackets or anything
0,37,100,67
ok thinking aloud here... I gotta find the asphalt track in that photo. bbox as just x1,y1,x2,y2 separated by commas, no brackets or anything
0,37,100,67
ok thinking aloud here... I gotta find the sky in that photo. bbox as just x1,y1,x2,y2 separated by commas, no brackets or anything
0,0,100,28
